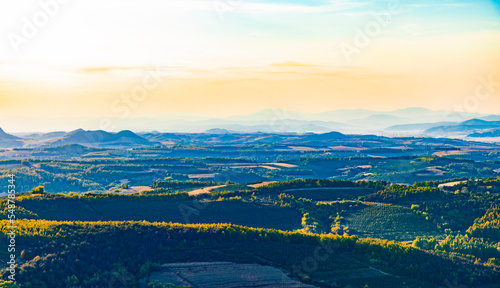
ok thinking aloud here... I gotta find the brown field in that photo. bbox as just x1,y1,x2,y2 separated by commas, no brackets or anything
329,146,368,152
248,181,277,188
438,180,467,188
288,146,321,151
188,185,227,196
189,182,278,194
149,262,315,288
188,174,216,179
265,162,298,168
386,146,411,150
118,186,152,194
357,165,372,169
230,165,259,169
426,167,445,175
433,149,470,157
260,165,281,170
367,155,386,158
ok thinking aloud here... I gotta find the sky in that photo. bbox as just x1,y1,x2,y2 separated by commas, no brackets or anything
0,0,499,132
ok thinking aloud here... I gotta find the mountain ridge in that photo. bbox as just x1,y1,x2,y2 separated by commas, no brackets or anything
0,127,20,140
39,129,156,148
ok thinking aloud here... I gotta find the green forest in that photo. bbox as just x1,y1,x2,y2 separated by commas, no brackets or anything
0,176,499,288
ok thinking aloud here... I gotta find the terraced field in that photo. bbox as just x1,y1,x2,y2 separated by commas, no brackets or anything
149,262,316,288
345,203,439,240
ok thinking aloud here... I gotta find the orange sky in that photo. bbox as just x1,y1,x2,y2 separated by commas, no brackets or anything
0,0,499,131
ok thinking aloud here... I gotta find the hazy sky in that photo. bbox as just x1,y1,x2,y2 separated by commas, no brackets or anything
0,0,499,131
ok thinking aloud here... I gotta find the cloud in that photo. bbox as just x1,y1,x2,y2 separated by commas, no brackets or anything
237,0,371,14
152,0,371,14
77,66,182,74
405,2,473,8
271,61,317,67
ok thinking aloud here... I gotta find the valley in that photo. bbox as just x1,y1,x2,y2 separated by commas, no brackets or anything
0,131,499,287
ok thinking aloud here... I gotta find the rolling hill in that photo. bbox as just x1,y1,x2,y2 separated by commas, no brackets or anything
425,119,500,136
40,129,157,148
469,128,500,138
385,121,456,133
0,127,20,140
0,127,24,148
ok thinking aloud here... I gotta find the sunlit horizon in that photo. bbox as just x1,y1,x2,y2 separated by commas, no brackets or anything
1,0,500,132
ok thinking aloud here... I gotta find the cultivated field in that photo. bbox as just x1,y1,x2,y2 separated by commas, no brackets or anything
345,203,439,240
149,262,316,288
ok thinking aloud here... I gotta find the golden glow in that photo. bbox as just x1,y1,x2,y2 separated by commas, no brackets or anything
0,0,499,132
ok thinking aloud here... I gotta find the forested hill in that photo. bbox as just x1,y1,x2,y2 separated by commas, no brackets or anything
0,177,499,287
0,220,499,288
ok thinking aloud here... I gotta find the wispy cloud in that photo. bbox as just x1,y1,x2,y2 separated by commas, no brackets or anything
271,61,317,67
150,0,371,14
405,2,473,8
77,66,182,74
237,0,371,14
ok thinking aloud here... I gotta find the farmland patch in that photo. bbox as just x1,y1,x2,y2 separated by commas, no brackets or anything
149,262,316,288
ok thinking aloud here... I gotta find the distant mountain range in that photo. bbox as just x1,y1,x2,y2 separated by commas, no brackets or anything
469,129,500,138
174,107,499,138
0,127,24,148
41,129,153,147
1,108,499,148
44,129,152,146
4,107,494,134
0,129,158,149
423,119,500,137
0,125,499,150
194,107,487,133
0,127,19,140
385,122,456,132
